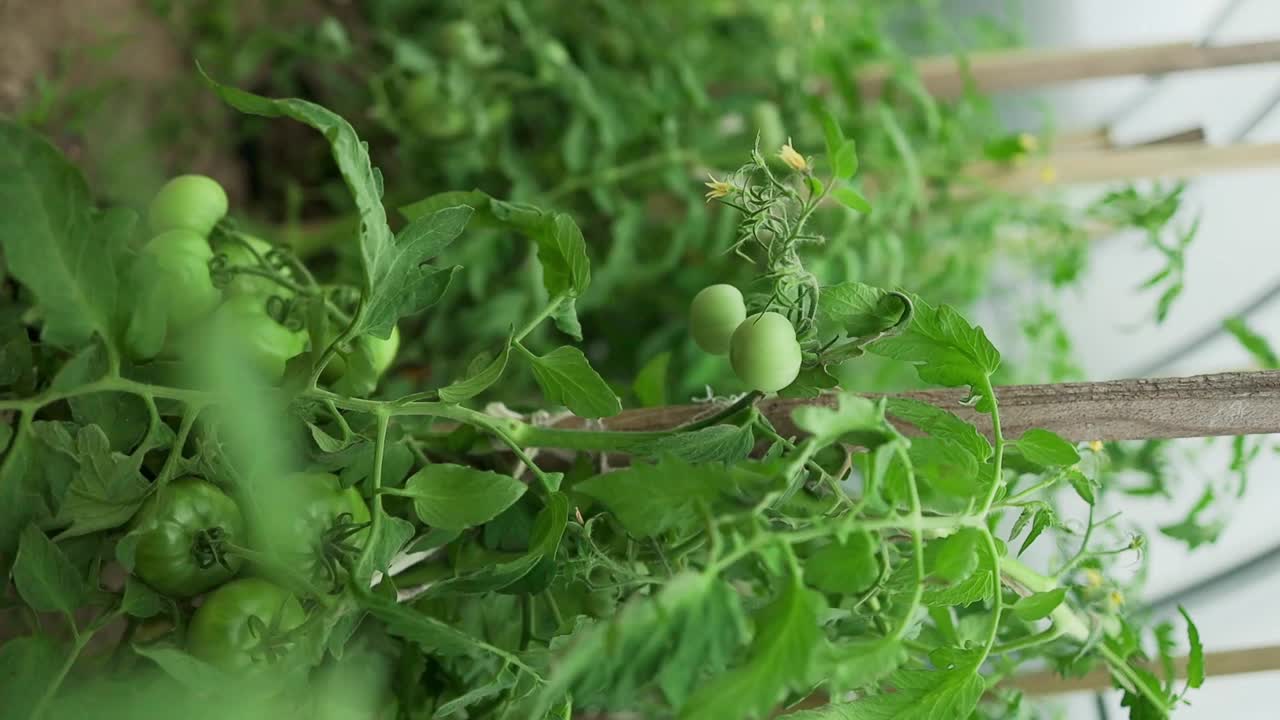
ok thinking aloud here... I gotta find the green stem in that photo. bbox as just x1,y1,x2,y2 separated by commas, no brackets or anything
888,441,924,642
515,295,565,343
991,626,1065,655
976,528,1005,662
1001,471,1064,506
978,375,1007,515
30,627,94,720
353,412,390,587
681,391,763,432
156,405,202,488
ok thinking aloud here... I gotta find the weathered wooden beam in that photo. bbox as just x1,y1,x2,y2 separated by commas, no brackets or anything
1006,643,1280,695
855,40,1280,99
546,371,1280,444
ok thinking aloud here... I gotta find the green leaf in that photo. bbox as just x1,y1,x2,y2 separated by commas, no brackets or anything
551,297,583,341
633,424,754,465
779,364,840,399
822,637,907,693
13,524,85,616
53,424,151,539
0,120,122,349
201,69,467,340
886,397,991,462
427,493,569,595
833,140,859,179
353,514,415,587
1179,606,1204,690
122,575,169,618
434,667,518,718
1015,429,1080,468
870,294,1000,405
791,394,892,449
922,570,993,608
358,205,470,338
398,464,527,531
1160,486,1224,550
806,531,878,595
817,283,908,338
833,186,871,214
525,345,621,418
1010,504,1058,556
576,458,734,538
134,644,234,691
792,667,984,720
1067,469,1096,506
680,577,824,720
1012,588,1067,622
363,591,523,665
0,635,66,719
632,351,671,407
910,437,981,497
439,335,512,403
486,199,590,298
928,529,982,583
1224,317,1278,369
540,572,744,712
57,344,148,452
811,100,846,162
0,424,79,562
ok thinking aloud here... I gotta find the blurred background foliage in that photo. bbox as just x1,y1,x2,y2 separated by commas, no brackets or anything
7,0,1187,406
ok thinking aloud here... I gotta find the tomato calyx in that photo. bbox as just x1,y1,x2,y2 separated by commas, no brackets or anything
191,525,236,572
317,512,373,593
243,611,301,665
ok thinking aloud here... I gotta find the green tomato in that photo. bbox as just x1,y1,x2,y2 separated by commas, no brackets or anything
148,174,229,237
690,284,746,355
142,229,222,328
215,234,289,298
730,311,802,392
187,578,306,674
255,472,371,592
130,477,245,597
332,327,401,396
203,295,307,382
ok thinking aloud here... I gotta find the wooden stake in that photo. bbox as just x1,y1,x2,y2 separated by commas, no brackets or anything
1007,644,1280,695
855,40,1280,99
543,370,1280,444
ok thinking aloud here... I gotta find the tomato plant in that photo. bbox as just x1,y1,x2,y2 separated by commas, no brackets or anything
0,10,1226,719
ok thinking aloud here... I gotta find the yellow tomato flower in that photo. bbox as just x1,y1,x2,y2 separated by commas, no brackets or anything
704,174,734,201
778,139,808,172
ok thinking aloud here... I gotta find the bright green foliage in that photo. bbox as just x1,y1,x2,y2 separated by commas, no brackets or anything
0,21,1224,720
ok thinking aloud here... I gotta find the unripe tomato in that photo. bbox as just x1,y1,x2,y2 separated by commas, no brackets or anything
148,174,229,237
187,577,306,673
252,472,371,592
142,229,222,328
690,284,746,355
130,477,246,597
332,327,401,397
730,312,802,392
203,295,307,382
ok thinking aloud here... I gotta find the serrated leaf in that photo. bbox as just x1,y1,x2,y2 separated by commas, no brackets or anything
886,397,991,462
525,345,621,418
1015,428,1080,468
439,335,512,403
817,282,908,338
680,578,824,720
823,637,907,693
833,140,859,179
576,458,734,538
779,364,840,399
0,120,121,350
434,667,518,718
922,570,993,608
427,493,568,595
806,531,878,595
928,529,982,583
791,667,984,720
870,294,1000,407
53,424,151,539
306,421,351,453
13,525,85,616
1012,588,1067,622
632,351,670,407
792,393,892,449
397,464,527,531
201,68,468,340
1160,486,1224,550
1067,469,1096,505
353,514,415,587
633,424,754,464
122,575,169,618
833,186,871,213
134,645,234,691
910,437,981,497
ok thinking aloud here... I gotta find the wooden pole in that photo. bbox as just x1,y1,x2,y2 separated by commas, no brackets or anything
1007,644,1280,695
967,141,1280,191
856,40,1280,99
543,371,1280,444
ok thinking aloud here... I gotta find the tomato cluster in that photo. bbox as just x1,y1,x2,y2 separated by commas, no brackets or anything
130,174,401,390
689,284,803,392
